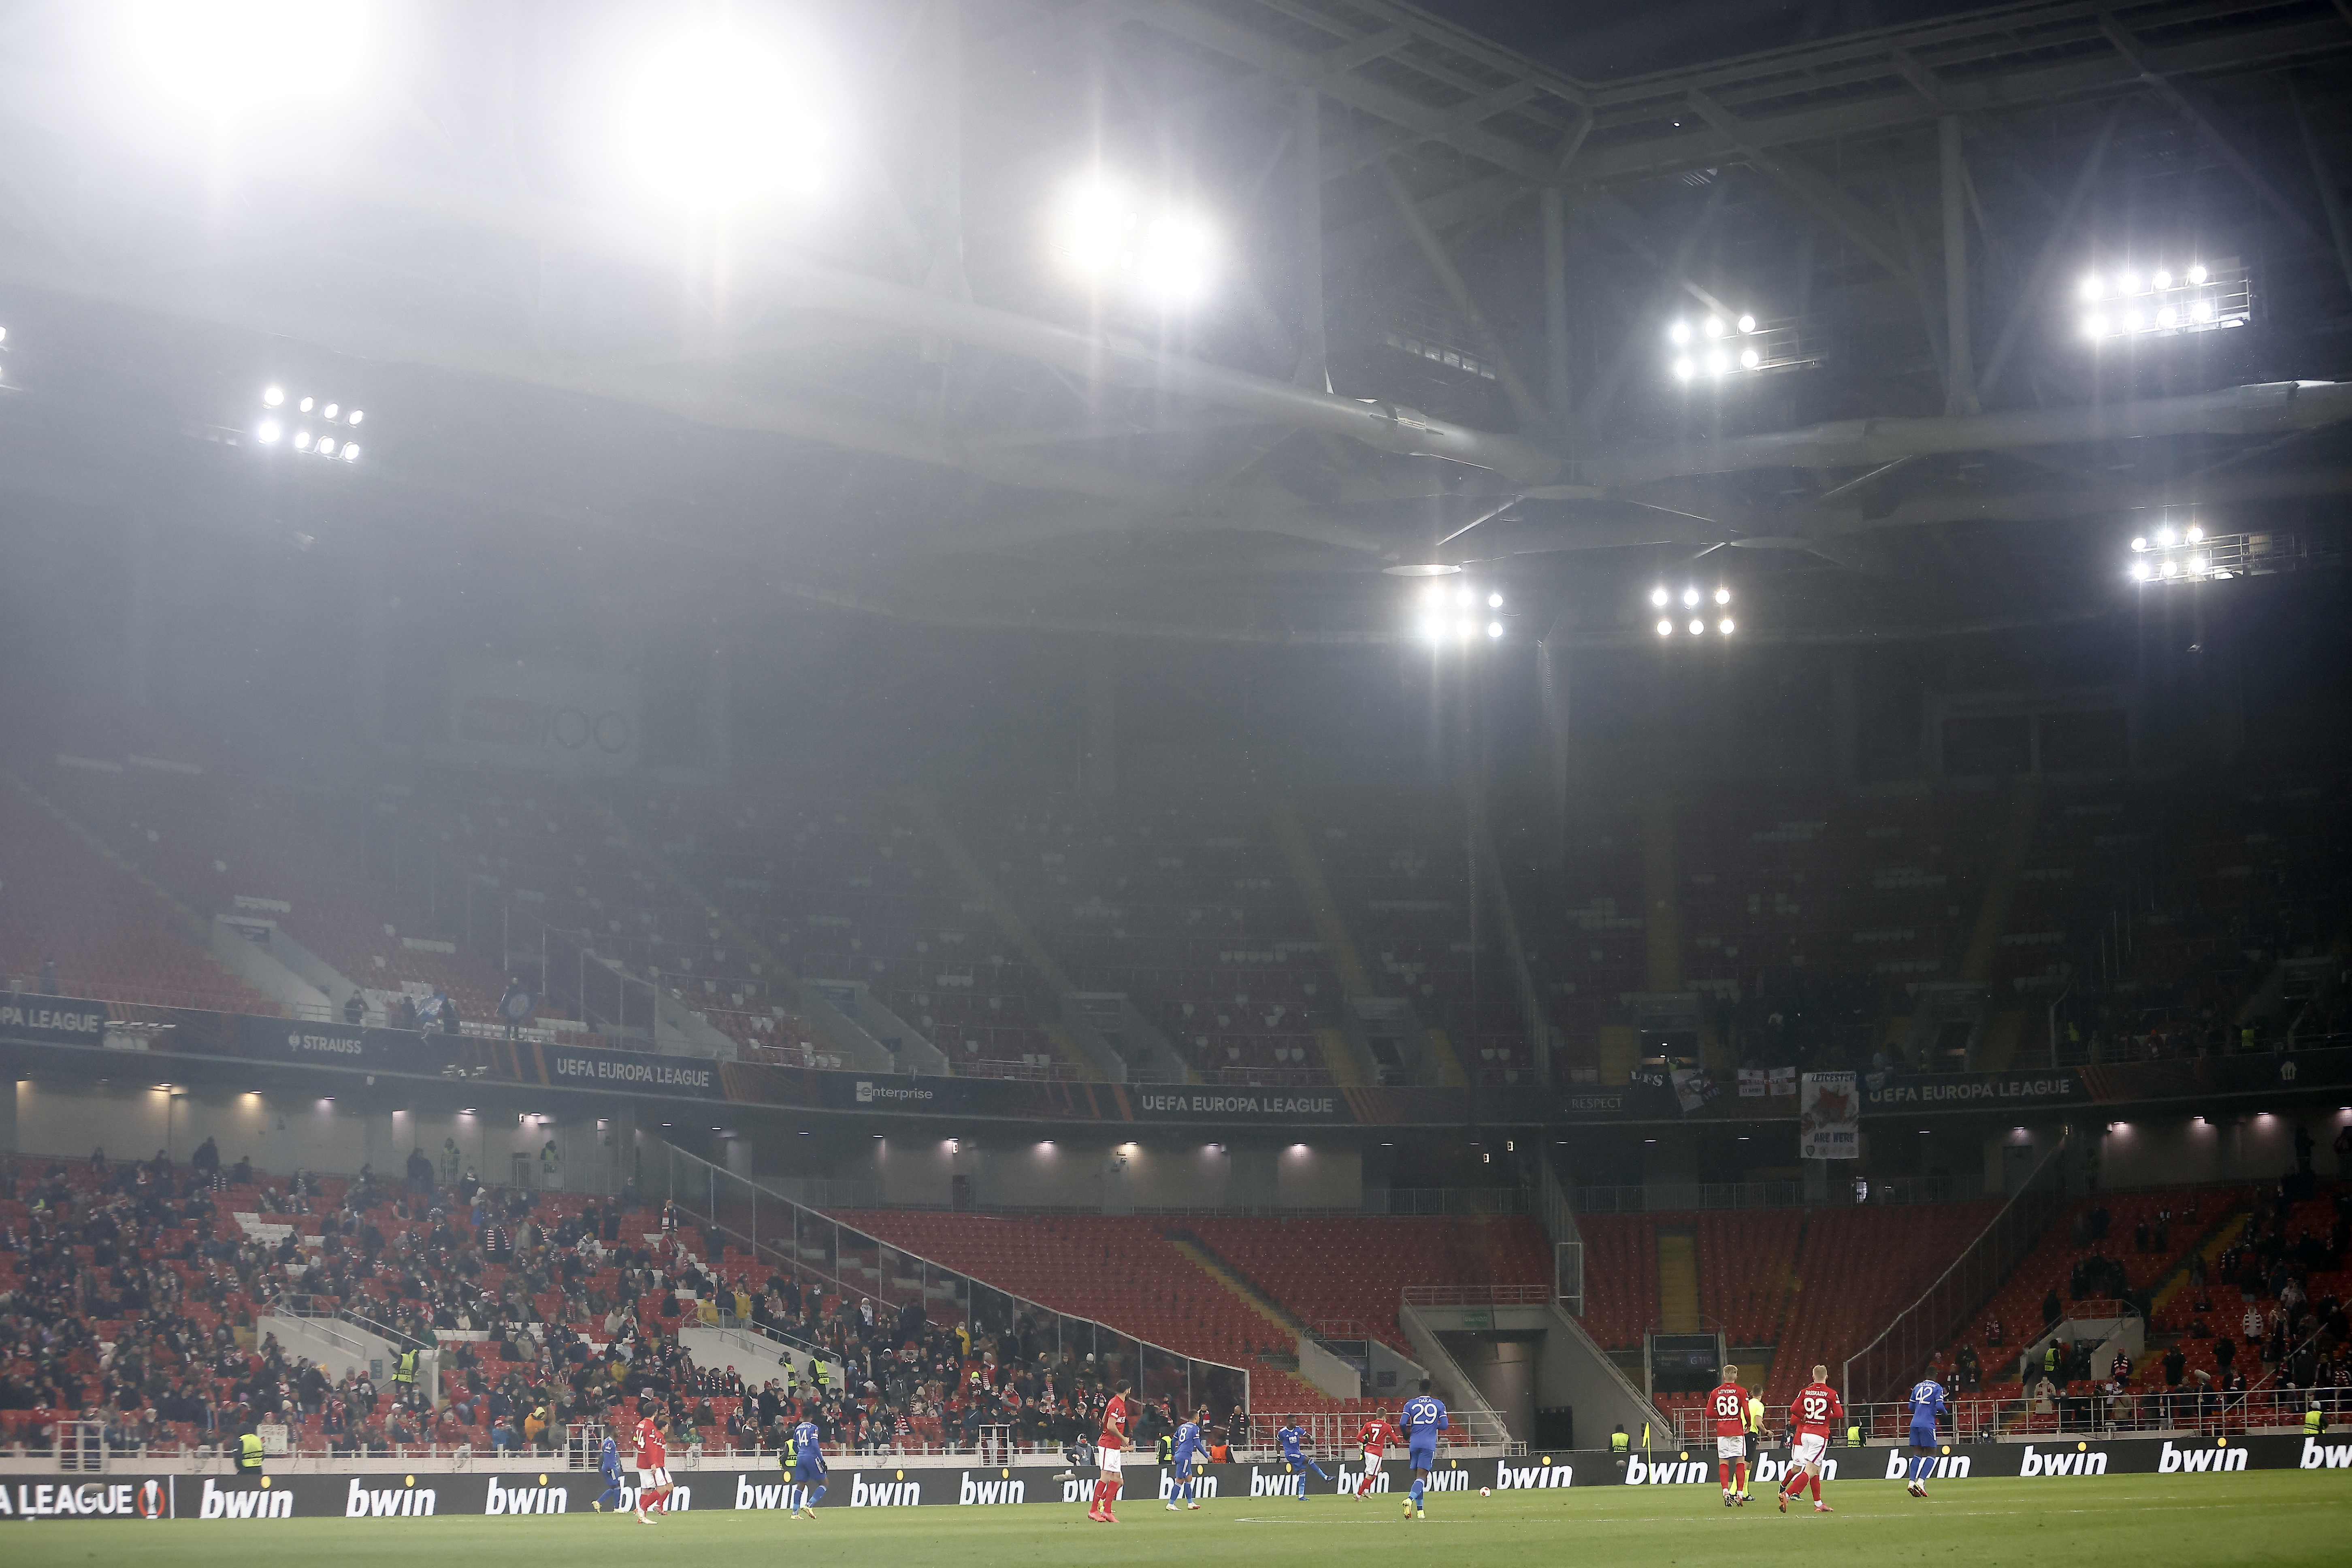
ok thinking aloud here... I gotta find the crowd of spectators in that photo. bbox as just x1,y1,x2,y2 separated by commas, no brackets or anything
1,1145,1230,1460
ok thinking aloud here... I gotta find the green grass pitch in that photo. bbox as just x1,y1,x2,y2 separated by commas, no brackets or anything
7,1471,2343,1567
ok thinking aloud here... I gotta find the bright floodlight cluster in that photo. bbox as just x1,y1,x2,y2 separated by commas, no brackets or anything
2078,258,2249,341
257,385,363,462
2126,520,2232,584
619,21,827,212
1052,180,1216,308
1650,582,1734,637
1668,311,1765,380
1412,581,1506,646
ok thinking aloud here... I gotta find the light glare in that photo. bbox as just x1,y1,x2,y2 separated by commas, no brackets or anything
124,0,369,123
257,419,281,443
1718,618,1734,635
1668,321,1691,344
1651,587,1669,607
1671,356,1695,380
293,430,311,450
1682,587,1700,607
262,385,284,408
1714,587,1730,604
1689,618,1704,635
1736,313,1756,333
620,22,827,212
1656,618,1673,636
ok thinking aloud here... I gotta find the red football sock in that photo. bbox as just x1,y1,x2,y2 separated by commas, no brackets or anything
1735,1461,1749,1492
1718,1461,1731,1489
1090,1480,1108,1508
1810,1474,1822,1502
1357,1472,1376,1496
1105,1478,1121,1512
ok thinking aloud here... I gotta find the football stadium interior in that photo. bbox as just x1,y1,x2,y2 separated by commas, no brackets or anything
2,0,2352,1511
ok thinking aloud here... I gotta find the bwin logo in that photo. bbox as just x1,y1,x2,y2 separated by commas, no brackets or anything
1337,1467,1389,1494
1622,1455,1714,1485
342,1479,435,1517
848,1475,922,1507
483,1478,569,1514
202,1480,296,1519
1423,1470,1472,1492
1493,1462,1574,1490
2018,1445,2107,1478
2299,1438,2352,1470
959,1473,1027,1505
734,1477,805,1510
1879,1453,1962,1481
1249,1468,1306,1498
1157,1474,1219,1501
2161,1442,2250,1474
1756,1455,1842,1486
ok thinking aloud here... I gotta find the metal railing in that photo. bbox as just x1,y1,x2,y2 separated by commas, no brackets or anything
1401,1283,1553,1307
1573,1172,1988,1213
1843,1129,2071,1405
656,1143,1250,1422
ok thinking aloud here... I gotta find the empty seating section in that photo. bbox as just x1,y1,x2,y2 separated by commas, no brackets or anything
1185,1214,1552,1354
1310,799,1531,1084
1695,1209,1804,1348
0,782,268,1013
962,799,1341,1084
1507,817,1645,1082
829,1211,1360,1411
1766,1202,1996,1403
1574,1212,1662,1351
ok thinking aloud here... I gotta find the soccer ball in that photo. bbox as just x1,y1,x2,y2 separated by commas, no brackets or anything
1479,1487,1492,1498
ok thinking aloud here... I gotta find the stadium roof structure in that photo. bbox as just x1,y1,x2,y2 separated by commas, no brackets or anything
0,0,2348,645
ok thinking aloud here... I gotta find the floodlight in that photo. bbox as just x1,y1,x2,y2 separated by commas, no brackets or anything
620,20,827,212
2185,525,2203,542
2116,272,2138,294
1689,618,1704,635
2122,308,2144,332
1682,587,1700,607
2189,555,2209,574
1706,349,1729,375
322,403,338,419
1669,321,1692,344
124,0,371,123
1737,314,1756,333
1456,619,1476,641
1417,618,1440,643
2081,315,2103,339
2191,299,2214,322
2188,264,2208,284
341,444,359,461
317,437,337,456
1424,583,1446,605
2157,306,2177,328
2129,562,2150,581
1703,316,1725,338
299,396,314,413
2080,276,2104,300
1456,586,1474,607
1718,618,1734,635
1487,592,1503,608
1714,587,1730,604
2159,558,2178,577
1739,346,1760,369
293,430,311,450
257,418,281,443
2130,537,2147,551
1056,182,1135,280
347,409,364,425
1671,356,1695,380
1651,587,1670,607
2156,526,2176,546
262,385,284,408
1656,619,1674,636
2152,270,2172,288
1486,621,1503,639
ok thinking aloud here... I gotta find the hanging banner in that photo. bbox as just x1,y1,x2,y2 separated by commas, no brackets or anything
1799,1070,1860,1159
1670,1067,1717,1113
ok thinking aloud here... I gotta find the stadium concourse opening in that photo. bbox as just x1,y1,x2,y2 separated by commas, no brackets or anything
0,0,2349,1528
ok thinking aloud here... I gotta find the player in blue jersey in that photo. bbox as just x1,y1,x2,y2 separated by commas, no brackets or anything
1276,1420,1330,1499
1903,1372,1947,1497
1398,1379,1448,1520
790,1415,829,1519
1166,1407,1208,1511
591,1433,626,1513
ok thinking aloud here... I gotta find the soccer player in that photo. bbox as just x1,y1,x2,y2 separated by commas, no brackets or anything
1353,1413,1398,1498
1704,1364,1751,1506
633,1408,675,1523
1166,1406,1207,1511
1398,1378,1447,1519
790,1412,828,1519
591,1432,626,1513
1777,1364,1844,1514
1089,1379,1133,1523
1276,1420,1329,1499
1903,1370,1947,1497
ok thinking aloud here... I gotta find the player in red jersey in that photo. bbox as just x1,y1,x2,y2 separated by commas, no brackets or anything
633,1408,675,1523
1352,1417,1399,1498
1778,1364,1845,1514
1088,1382,1133,1522
1704,1366,1751,1506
